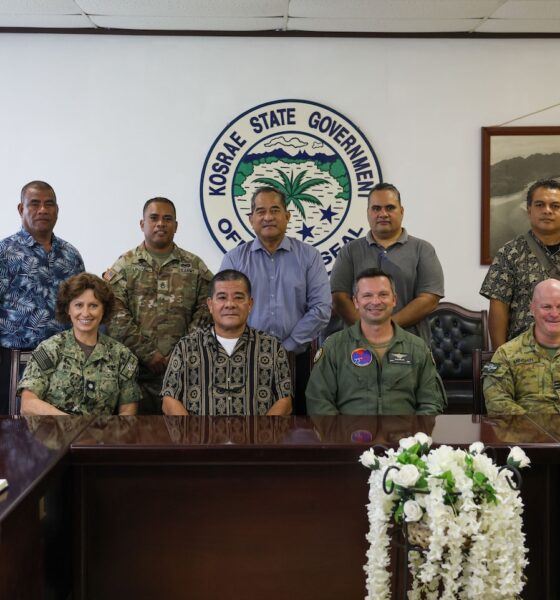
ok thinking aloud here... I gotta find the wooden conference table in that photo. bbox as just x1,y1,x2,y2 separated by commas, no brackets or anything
0,414,559,600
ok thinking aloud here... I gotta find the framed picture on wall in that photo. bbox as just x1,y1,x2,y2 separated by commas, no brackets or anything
481,126,560,265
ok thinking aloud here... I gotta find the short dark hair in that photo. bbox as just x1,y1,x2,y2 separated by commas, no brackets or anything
208,269,252,298
250,186,287,213
56,273,115,325
368,182,401,205
526,179,560,206
354,267,396,296
21,180,56,203
143,197,177,217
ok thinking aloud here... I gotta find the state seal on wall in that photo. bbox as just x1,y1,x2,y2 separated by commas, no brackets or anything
200,99,382,272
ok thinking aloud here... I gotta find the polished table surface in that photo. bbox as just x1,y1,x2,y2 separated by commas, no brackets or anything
1,414,559,525
0,416,92,523
68,413,560,456
1,414,559,600
68,415,559,600
0,417,93,600
0,414,559,461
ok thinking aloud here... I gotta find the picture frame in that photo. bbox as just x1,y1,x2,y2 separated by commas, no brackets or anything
481,126,560,265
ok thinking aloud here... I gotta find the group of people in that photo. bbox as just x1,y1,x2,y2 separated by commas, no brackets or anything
1,177,559,417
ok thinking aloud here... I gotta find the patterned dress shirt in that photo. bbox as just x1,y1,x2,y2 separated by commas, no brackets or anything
480,231,560,341
0,228,84,349
161,326,292,415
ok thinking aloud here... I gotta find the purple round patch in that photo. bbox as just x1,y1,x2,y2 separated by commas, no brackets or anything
351,347,373,367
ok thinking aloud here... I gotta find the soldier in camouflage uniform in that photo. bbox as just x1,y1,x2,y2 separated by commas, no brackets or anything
480,179,560,350
18,272,140,416
483,279,560,414
18,329,139,415
105,197,213,414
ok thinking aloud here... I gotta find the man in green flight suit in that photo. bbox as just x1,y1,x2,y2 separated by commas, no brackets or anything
104,197,213,414
306,268,446,415
483,278,560,414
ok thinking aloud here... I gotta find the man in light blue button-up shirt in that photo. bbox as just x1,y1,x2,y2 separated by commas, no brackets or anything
220,186,331,413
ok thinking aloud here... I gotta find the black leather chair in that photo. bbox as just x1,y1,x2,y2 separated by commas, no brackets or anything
8,349,33,415
471,349,495,415
429,303,489,414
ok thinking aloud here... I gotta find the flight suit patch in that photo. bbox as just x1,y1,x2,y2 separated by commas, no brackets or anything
313,347,324,364
351,348,373,367
388,352,412,365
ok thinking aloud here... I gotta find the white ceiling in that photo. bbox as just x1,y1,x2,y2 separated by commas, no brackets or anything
0,0,559,34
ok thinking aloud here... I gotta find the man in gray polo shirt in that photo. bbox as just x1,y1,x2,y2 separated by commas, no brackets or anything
330,182,444,343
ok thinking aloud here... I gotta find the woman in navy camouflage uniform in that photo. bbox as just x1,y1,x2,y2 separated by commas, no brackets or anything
18,273,140,415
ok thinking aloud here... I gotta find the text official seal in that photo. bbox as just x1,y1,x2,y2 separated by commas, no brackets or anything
200,99,382,272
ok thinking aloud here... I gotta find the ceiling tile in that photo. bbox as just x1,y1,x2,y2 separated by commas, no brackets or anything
491,0,560,19
0,14,92,27
78,0,288,17
0,0,81,15
89,15,286,30
476,17,560,32
288,17,484,33
289,0,504,20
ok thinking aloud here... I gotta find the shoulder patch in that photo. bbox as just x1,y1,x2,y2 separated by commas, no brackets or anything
34,346,55,371
103,268,116,281
120,355,137,380
313,347,324,364
103,265,125,284
482,362,500,375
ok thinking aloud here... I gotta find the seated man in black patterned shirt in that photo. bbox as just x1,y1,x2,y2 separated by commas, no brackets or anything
161,270,292,416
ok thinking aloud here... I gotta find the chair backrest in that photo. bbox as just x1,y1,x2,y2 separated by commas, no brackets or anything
8,349,33,415
429,302,489,381
472,349,495,414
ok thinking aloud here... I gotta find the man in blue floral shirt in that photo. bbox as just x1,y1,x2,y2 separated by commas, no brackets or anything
0,180,84,412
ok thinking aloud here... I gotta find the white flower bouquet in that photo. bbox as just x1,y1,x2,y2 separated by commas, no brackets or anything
360,433,529,600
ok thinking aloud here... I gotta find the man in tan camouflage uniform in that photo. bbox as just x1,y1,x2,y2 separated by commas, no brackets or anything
480,179,560,349
105,197,213,414
483,278,560,414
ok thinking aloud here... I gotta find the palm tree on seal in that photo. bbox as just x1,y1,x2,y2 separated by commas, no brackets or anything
254,168,328,219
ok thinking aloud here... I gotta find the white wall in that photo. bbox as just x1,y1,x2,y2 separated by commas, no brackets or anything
1,34,559,310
